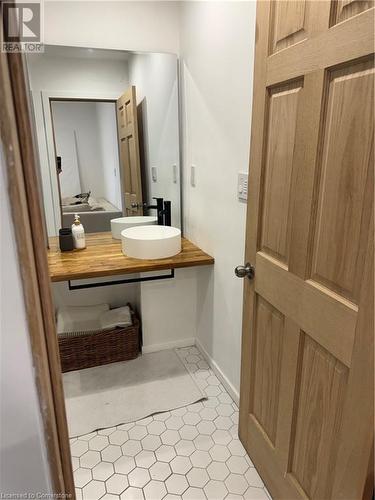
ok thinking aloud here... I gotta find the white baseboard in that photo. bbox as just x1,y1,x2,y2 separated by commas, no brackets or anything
142,338,195,354
195,339,239,406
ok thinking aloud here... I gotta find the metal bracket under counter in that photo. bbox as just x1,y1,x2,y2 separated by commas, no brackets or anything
68,269,175,290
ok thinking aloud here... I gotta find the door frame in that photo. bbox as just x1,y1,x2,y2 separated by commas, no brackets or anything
0,52,75,495
31,90,122,236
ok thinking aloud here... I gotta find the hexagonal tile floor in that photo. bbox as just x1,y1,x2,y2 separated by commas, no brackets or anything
71,346,272,500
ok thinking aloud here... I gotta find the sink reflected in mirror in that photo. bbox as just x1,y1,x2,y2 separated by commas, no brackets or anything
111,216,157,239
121,226,181,260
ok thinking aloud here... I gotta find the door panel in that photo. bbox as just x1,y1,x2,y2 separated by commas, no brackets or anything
239,2,374,498
290,334,348,499
261,81,302,264
331,0,374,25
270,0,308,54
252,297,285,445
310,59,374,301
116,86,143,215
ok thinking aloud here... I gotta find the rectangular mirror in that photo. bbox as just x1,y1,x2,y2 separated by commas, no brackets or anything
26,45,181,236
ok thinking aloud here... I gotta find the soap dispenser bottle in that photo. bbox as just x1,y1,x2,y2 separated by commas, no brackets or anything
72,214,86,249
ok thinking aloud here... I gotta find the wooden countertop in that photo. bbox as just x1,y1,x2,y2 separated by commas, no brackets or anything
48,232,214,282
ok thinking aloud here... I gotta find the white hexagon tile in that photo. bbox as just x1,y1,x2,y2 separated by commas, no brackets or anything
71,346,272,500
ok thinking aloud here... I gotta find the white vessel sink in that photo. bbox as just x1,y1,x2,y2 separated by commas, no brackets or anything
121,225,181,259
111,216,157,239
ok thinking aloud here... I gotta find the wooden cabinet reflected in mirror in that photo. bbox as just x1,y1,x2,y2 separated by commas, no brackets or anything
26,46,181,236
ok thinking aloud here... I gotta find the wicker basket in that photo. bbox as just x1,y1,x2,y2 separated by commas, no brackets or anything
58,306,141,373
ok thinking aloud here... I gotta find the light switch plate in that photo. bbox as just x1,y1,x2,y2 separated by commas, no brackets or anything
151,166,157,182
191,165,196,187
238,172,248,202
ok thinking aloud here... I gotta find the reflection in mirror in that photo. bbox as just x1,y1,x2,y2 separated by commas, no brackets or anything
51,100,123,232
26,45,181,236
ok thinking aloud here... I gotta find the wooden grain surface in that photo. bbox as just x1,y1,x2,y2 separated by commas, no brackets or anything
239,1,374,499
48,232,214,282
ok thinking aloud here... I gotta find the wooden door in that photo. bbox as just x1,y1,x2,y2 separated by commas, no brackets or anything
239,2,374,499
117,86,143,215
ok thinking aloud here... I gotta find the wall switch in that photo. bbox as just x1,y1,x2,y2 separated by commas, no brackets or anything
172,164,178,184
191,165,196,187
238,172,248,202
151,166,157,182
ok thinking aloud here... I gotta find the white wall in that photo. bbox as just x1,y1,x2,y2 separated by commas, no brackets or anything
27,48,130,94
140,268,197,353
128,52,180,227
0,145,52,493
53,120,82,197
44,1,180,54
52,101,103,198
179,1,256,395
52,277,140,313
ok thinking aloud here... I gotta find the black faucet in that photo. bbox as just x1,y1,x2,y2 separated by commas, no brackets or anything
163,201,171,226
145,197,171,226
146,197,164,225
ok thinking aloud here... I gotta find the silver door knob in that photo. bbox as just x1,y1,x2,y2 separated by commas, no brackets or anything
235,263,255,280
